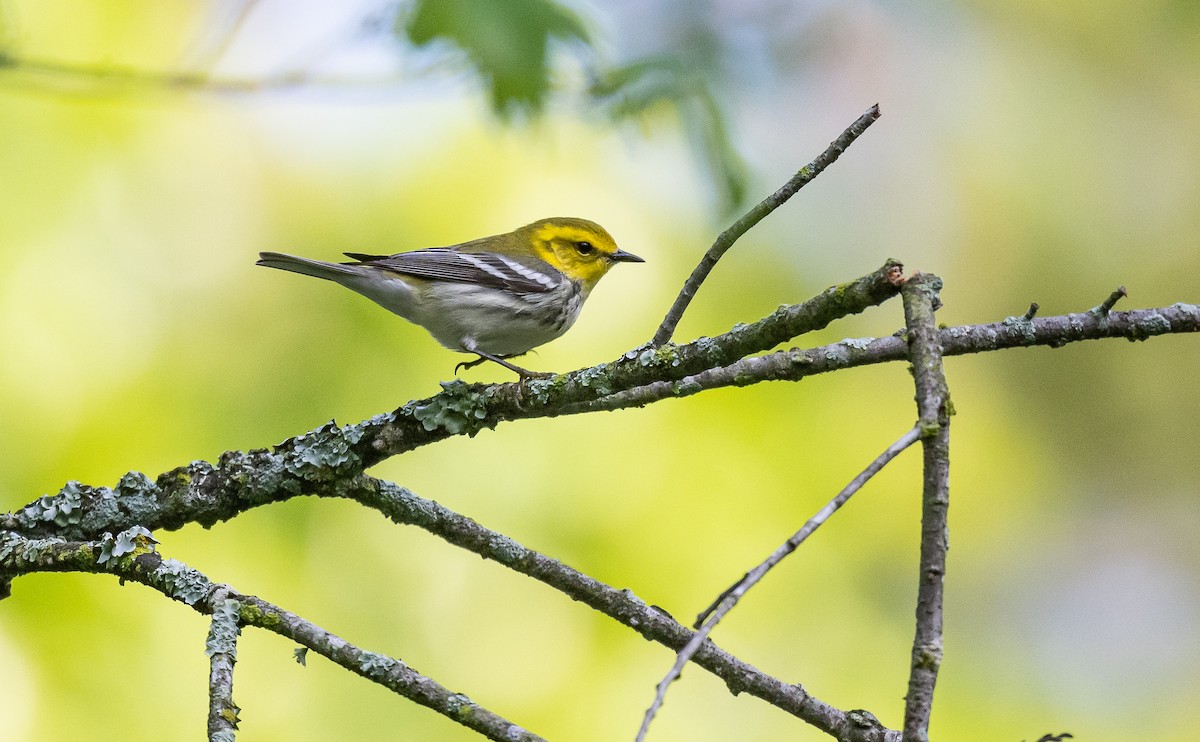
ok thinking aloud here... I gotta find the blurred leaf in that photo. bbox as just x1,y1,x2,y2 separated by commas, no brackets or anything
398,2,745,208
401,0,589,115
590,56,749,210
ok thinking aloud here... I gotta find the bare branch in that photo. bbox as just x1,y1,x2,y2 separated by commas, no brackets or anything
1093,285,1127,315
651,104,883,346
900,274,952,741
636,426,922,742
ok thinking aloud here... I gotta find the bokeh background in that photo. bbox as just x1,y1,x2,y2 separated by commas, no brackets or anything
1,1,1198,740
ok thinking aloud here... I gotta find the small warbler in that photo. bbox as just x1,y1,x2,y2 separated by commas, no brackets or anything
257,217,643,377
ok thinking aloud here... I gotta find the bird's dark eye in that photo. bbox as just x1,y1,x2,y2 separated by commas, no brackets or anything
574,241,595,255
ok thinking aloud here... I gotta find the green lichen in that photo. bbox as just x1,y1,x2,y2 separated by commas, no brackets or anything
2,536,63,567
155,558,209,605
284,422,365,480
822,347,849,367
402,381,495,436
157,467,193,489
732,371,757,386
522,373,566,404
1127,311,1171,341
238,603,266,625
378,482,440,527
1001,315,1037,343
238,603,283,630
97,526,157,565
913,646,942,669
637,344,681,369
619,587,647,607
826,281,852,306
205,599,242,658
1171,302,1200,319
445,693,473,715
672,379,702,397
358,651,400,676
919,420,942,438
0,533,18,563
572,364,611,393
109,471,160,522
116,471,154,495
23,481,86,527
846,709,882,728
787,351,814,367
690,336,721,365
487,534,526,565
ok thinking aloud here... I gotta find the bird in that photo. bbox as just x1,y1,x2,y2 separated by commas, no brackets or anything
256,217,644,377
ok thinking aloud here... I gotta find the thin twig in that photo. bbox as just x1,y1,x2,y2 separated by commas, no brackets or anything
1094,285,1127,315
1023,302,1039,320
0,53,408,95
650,103,882,346
635,426,923,742
899,274,952,741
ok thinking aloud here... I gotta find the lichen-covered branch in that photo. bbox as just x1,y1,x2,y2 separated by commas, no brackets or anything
0,260,905,543
899,275,952,742
650,103,883,346
0,531,545,742
1,493,863,738
3,298,1195,547
207,590,241,741
568,301,1200,413
358,259,905,464
341,478,867,736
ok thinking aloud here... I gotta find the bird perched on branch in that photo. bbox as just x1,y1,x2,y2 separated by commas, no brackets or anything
257,217,644,378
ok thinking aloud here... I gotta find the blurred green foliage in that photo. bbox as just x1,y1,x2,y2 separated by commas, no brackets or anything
591,53,749,209
402,0,590,114
402,0,748,209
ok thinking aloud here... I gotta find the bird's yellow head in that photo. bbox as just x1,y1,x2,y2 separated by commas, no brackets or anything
521,217,644,292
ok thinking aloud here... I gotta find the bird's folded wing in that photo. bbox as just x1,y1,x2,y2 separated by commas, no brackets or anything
343,248,563,294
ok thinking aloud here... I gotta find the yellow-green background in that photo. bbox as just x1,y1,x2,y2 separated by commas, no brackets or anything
2,2,1198,740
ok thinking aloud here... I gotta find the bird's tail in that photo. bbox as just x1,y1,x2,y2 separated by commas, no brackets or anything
256,252,359,281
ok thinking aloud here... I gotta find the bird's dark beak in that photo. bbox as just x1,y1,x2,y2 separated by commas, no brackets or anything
610,249,645,263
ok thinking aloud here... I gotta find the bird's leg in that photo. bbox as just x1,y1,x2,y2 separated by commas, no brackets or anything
453,356,489,373
455,351,553,380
